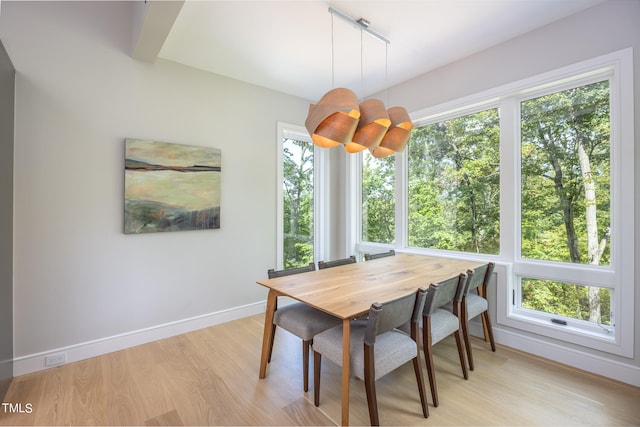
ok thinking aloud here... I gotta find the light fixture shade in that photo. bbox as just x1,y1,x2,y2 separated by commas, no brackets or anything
305,88,360,148
347,99,391,153
371,106,413,158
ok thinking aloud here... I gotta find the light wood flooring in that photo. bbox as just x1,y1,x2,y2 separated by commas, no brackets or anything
1,313,639,426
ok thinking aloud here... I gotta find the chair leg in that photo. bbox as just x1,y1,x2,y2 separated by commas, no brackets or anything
460,305,474,371
481,311,496,352
303,339,311,392
478,284,496,352
412,355,429,418
267,324,276,363
422,318,439,407
364,344,379,426
313,351,321,407
454,330,468,380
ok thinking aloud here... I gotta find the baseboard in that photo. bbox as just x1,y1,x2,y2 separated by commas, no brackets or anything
469,321,640,387
13,301,265,377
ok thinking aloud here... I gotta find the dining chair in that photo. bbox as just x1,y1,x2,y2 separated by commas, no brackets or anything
313,288,429,426
266,263,342,392
363,249,395,261
421,273,469,407
459,262,496,370
318,255,357,269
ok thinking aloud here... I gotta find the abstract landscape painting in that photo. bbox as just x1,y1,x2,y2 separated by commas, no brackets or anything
124,139,221,234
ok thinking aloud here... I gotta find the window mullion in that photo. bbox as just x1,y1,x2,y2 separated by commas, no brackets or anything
500,98,518,263
395,146,408,249
275,122,286,269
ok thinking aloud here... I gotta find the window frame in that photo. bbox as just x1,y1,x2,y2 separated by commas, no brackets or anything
504,50,634,357
355,48,634,357
276,122,329,269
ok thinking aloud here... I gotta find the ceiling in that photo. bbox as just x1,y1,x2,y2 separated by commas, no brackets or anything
151,0,607,102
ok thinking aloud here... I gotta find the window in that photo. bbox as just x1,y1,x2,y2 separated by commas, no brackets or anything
356,49,633,356
362,150,395,244
520,279,612,328
276,123,327,269
282,136,314,268
517,80,613,332
520,81,611,266
408,108,500,254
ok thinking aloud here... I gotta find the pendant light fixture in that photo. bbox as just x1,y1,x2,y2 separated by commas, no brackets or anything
371,40,413,157
305,10,360,149
305,87,360,148
371,106,413,157
348,98,390,152
305,6,412,157
348,26,390,153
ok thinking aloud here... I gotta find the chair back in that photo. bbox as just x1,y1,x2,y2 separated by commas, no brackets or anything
318,255,356,270
267,262,315,279
424,273,467,316
363,249,396,261
458,262,495,299
364,288,427,346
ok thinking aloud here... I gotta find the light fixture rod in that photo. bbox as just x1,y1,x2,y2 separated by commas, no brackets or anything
328,6,390,45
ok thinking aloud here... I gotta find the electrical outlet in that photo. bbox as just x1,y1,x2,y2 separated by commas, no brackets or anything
45,352,66,367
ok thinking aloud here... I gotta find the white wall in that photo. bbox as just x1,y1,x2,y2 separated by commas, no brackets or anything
386,0,640,383
0,1,310,371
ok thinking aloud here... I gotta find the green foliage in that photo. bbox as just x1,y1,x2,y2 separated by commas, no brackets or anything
522,279,611,325
282,138,314,268
362,152,396,243
521,81,611,265
519,81,611,324
407,109,500,254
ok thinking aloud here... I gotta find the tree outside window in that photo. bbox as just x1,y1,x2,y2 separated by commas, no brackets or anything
408,109,500,254
282,138,314,268
520,81,611,326
362,151,395,244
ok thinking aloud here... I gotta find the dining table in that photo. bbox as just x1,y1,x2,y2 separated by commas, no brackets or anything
256,253,484,426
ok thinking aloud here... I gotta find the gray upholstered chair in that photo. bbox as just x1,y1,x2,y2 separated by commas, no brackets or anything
421,273,468,407
266,263,342,392
318,255,357,269
459,262,496,370
313,288,429,426
363,249,395,261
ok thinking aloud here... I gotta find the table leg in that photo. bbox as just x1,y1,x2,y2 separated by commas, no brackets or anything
341,317,351,426
259,289,278,379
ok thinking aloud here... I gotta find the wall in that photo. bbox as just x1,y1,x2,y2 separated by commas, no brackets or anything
387,0,640,384
0,1,310,373
0,38,14,398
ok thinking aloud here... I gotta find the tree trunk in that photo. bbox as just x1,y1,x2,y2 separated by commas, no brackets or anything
577,139,603,323
549,155,581,263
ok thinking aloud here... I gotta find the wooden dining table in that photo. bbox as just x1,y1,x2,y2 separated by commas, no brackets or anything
256,253,484,426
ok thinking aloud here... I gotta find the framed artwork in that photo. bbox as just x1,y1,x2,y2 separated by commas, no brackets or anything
124,139,221,234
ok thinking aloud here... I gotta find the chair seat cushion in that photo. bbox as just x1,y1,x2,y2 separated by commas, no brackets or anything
313,321,417,381
430,308,460,344
466,294,488,319
273,303,341,340
443,294,488,320
398,309,459,345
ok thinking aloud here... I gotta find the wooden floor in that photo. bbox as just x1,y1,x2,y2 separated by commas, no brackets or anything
1,314,639,426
